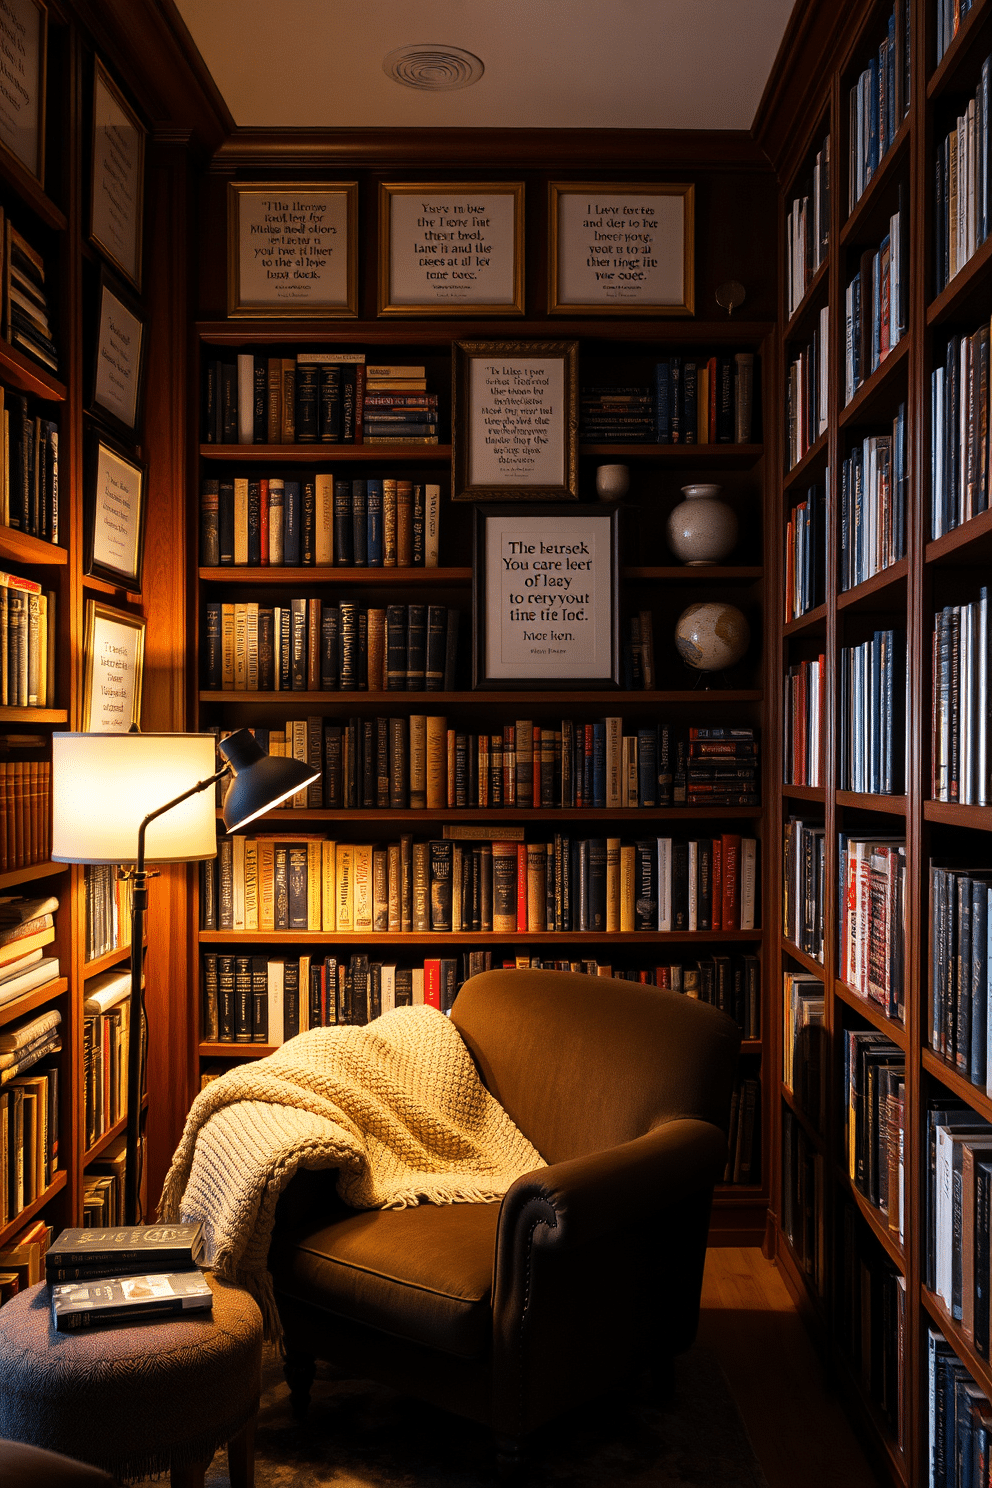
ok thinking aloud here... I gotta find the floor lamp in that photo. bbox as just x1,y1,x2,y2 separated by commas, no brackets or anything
51,728,319,1226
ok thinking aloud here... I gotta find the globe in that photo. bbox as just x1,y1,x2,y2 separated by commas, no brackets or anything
674,602,750,672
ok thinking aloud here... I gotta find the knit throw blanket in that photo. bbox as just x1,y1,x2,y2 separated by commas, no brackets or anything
159,1005,544,1338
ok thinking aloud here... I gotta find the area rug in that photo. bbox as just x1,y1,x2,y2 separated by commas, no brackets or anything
200,1344,770,1488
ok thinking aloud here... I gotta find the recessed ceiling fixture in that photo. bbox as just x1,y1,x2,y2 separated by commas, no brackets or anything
383,45,484,92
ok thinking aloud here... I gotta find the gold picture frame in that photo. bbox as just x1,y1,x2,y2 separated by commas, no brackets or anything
548,182,695,317
378,181,525,317
82,600,145,731
227,181,359,318
90,58,147,292
0,0,47,185
452,340,579,502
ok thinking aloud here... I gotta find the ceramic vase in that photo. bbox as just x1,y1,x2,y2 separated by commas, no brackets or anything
595,463,630,501
666,484,738,566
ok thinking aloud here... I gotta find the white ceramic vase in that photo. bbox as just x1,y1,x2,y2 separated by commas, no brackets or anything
666,484,738,566
595,463,630,501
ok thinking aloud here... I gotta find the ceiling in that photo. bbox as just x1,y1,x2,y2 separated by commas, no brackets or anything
172,0,796,132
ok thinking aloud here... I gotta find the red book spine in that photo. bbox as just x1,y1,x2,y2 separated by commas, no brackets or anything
424,959,441,1009
722,834,741,930
259,479,270,564
711,838,723,931
516,844,528,931
532,727,541,808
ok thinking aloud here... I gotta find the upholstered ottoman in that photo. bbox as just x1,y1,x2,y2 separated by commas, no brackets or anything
0,1273,263,1487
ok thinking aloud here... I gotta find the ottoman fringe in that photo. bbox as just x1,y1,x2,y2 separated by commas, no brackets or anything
109,1405,253,1483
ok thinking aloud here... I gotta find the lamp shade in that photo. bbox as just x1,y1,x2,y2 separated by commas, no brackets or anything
51,733,219,864
219,728,320,831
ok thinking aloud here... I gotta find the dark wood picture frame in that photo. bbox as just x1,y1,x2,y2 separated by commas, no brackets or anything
227,180,359,318
472,502,620,689
548,181,695,316
81,598,146,731
0,0,47,185
89,270,146,439
453,340,579,502
83,431,146,592
90,57,147,292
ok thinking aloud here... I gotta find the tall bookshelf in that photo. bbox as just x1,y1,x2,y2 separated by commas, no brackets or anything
760,0,992,1479
189,135,779,1243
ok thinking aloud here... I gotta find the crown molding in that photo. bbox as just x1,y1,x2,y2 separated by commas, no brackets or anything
752,0,862,182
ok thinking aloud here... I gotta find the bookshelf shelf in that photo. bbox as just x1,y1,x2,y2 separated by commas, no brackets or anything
0,861,67,893
0,707,67,724
200,689,764,707
84,1097,147,1162
199,566,471,585
578,443,764,467
0,977,68,1031
198,929,764,946
782,783,826,802
219,806,765,824
921,1287,992,1406
925,506,992,565
781,938,825,979
620,565,763,581
784,258,830,344
783,429,828,491
923,800,992,830
0,340,67,404
920,1047,992,1120
0,1169,68,1250
196,318,775,348
0,529,67,568
200,444,450,464
832,978,907,1048
835,558,908,612
839,113,911,249
835,791,907,815
783,603,827,636
83,944,133,981
82,574,142,604
837,1170,905,1271
836,337,910,430
926,230,992,329
0,148,67,232
927,0,992,98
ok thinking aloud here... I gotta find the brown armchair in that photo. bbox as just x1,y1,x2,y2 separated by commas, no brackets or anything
268,967,741,1465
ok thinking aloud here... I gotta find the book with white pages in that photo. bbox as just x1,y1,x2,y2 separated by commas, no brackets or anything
83,968,131,1015
0,946,43,984
0,956,60,1008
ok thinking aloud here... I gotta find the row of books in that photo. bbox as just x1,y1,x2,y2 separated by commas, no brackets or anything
0,1010,61,1227
203,950,761,1043
781,1110,824,1295
724,1075,760,1186
785,134,830,319
782,656,824,788
783,482,826,623
929,865,992,1093
843,199,907,404
783,818,826,964
1,390,58,541
204,354,439,445
82,971,130,1152
931,324,992,540
932,595,992,806
202,832,761,936
934,55,992,294
0,1216,51,1306
1,572,55,706
839,407,907,591
204,600,460,693
926,1101,992,1357
840,1214,904,1448
937,0,975,60
0,895,59,1013
201,476,440,568
838,833,906,1019
927,1329,992,1480
838,630,907,795
209,719,758,814
1,217,57,374
652,353,756,445
784,308,828,471
45,1224,211,1331
82,1134,126,1228
0,759,50,872
843,1029,905,1238
847,0,911,211
783,971,824,1130
84,865,132,965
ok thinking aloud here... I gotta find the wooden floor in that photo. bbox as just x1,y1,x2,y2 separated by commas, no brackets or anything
698,1248,883,1488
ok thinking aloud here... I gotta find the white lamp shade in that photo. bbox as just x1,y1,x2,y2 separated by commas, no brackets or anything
51,733,219,864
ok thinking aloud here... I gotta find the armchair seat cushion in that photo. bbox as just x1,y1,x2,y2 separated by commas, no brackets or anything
271,1200,500,1359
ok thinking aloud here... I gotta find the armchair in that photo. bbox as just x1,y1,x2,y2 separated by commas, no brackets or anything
268,967,741,1464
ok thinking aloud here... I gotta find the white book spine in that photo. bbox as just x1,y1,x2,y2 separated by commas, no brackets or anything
267,961,284,1047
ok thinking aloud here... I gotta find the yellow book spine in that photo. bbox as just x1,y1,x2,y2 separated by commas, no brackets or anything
336,845,354,931
412,842,430,931
620,844,636,933
426,716,447,810
321,841,337,931
409,715,427,809
387,841,401,931
353,844,373,931
606,837,621,934
258,841,275,931
307,840,322,931
243,840,259,931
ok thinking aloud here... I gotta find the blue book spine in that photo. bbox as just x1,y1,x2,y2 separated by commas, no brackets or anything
592,722,606,809
637,728,657,807
284,481,301,565
367,479,383,566
352,480,368,567
654,361,671,442
868,58,879,176
886,19,895,150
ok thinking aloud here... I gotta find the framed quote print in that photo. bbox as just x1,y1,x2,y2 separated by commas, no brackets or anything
549,182,694,316
90,272,145,437
0,0,46,184
227,181,358,318
378,182,524,316
473,503,619,689
82,600,145,731
90,58,146,291
84,434,146,592
452,340,579,503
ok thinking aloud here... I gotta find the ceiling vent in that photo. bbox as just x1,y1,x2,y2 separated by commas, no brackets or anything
383,45,484,91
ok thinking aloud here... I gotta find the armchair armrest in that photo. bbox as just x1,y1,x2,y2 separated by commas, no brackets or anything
498,1117,727,1251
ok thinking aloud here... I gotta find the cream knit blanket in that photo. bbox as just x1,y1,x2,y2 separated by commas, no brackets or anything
159,1005,544,1337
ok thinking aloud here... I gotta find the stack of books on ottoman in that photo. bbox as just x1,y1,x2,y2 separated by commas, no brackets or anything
46,1224,212,1332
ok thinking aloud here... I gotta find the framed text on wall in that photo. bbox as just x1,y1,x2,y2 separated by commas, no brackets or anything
0,0,46,184
549,182,694,316
227,181,359,318
90,272,145,437
378,182,525,316
82,600,145,731
90,59,146,291
84,433,146,592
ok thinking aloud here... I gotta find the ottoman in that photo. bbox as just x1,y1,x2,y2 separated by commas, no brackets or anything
0,1273,263,1487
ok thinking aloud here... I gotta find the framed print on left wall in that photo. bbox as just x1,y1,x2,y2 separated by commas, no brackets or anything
84,433,146,592
0,0,46,184
90,58,146,291
90,271,146,438
82,600,145,731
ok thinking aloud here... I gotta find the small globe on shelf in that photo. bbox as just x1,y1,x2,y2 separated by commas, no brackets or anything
674,602,750,680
